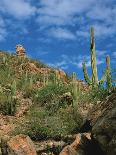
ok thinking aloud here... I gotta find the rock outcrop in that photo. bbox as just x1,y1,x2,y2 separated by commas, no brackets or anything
21,62,51,74
55,69,66,80
88,89,116,155
60,133,91,155
16,45,26,57
59,89,116,155
7,134,37,155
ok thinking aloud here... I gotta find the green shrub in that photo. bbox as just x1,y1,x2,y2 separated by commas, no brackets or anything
33,83,71,106
0,92,17,115
12,106,82,141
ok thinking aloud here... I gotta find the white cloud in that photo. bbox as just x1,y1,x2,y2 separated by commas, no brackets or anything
49,28,76,40
96,50,107,56
93,24,116,37
76,30,89,38
0,16,7,41
36,0,116,39
37,0,94,26
76,50,106,68
48,48,108,70
0,27,7,41
48,59,68,70
0,0,116,42
0,0,37,41
59,49,107,69
0,0,36,19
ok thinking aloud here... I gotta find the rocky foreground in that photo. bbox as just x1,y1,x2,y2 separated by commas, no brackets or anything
0,89,116,155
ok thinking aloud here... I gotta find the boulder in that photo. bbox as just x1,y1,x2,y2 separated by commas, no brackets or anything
60,133,91,155
88,89,116,155
7,134,37,155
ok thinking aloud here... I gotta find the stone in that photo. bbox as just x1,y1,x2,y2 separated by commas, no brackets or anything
7,134,37,155
16,45,26,57
55,69,66,80
88,89,116,155
60,133,91,155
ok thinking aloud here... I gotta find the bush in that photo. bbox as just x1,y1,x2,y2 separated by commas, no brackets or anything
0,92,17,115
12,105,82,141
33,83,71,107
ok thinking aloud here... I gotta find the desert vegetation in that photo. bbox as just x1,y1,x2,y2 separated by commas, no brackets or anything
0,27,115,155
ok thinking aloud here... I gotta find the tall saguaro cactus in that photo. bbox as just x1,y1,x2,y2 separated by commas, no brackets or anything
90,27,98,86
82,27,110,88
106,55,112,90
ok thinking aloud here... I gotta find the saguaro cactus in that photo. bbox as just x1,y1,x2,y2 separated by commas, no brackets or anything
82,27,107,88
90,27,98,86
29,75,33,88
11,80,17,96
106,55,112,90
9,80,17,115
43,73,49,86
71,72,78,103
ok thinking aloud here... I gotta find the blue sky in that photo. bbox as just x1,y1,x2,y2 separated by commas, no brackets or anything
0,0,116,80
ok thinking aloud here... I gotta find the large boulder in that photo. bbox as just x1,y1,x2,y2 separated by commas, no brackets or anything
7,134,37,155
88,89,116,155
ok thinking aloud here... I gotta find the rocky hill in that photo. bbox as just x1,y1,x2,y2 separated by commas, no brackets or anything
0,47,115,155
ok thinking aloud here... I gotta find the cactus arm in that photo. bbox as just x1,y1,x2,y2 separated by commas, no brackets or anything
90,27,98,86
99,71,107,85
82,63,92,85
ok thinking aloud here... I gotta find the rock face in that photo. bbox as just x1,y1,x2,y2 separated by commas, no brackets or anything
59,89,116,155
87,89,116,155
60,133,91,155
16,45,26,57
21,62,51,74
7,134,37,155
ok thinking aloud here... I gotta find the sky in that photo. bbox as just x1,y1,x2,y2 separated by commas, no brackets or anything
0,0,116,80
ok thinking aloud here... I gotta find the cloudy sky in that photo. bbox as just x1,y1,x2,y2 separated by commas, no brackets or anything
0,0,116,79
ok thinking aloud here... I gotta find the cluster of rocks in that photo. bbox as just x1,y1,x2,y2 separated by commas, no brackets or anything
16,45,26,57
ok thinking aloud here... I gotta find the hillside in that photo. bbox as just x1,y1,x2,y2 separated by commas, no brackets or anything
0,49,91,153
0,45,115,155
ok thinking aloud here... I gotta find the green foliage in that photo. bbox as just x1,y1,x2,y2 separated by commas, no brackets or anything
33,83,71,107
43,73,49,86
29,75,33,89
0,91,17,115
12,106,82,141
82,63,92,85
1,50,114,144
71,72,78,104
11,80,17,96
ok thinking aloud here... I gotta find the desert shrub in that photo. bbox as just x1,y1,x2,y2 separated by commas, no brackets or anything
79,87,110,106
33,83,71,107
12,106,82,141
0,92,17,115
90,86,109,101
